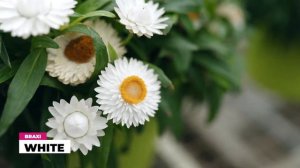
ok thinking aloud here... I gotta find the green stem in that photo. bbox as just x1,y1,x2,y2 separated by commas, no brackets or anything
121,33,134,45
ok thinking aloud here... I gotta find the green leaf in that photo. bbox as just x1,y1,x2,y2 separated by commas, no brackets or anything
107,43,118,62
31,36,59,49
0,36,11,67
64,24,108,83
148,64,174,89
76,0,111,14
0,60,22,84
161,89,183,137
163,14,179,35
195,55,238,89
0,49,47,136
90,123,114,168
206,83,224,122
196,33,229,55
162,0,201,14
40,90,67,168
159,32,197,73
40,75,69,93
69,10,115,28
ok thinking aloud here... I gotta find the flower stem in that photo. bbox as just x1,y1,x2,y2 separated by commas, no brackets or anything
121,33,133,45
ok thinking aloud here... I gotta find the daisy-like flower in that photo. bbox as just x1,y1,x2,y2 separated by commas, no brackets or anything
0,0,77,39
95,58,161,127
85,20,127,58
114,0,169,38
46,96,108,155
47,33,96,85
47,20,126,85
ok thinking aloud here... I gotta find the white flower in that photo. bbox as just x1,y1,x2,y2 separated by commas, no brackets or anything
217,2,245,30
46,33,96,85
85,20,126,58
0,0,77,39
46,96,108,155
95,58,161,128
47,20,126,85
114,0,169,38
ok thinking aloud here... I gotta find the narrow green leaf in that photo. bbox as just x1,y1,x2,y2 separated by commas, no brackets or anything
195,55,238,89
206,84,224,123
0,49,47,136
40,90,67,168
91,124,114,168
163,14,179,35
65,24,108,83
40,75,69,93
162,0,201,13
0,36,11,67
32,36,59,49
148,64,174,89
0,60,21,84
68,10,115,29
107,43,118,62
77,10,115,20
76,0,111,14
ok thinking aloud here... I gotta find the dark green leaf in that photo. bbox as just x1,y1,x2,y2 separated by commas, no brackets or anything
0,36,11,67
76,0,111,14
91,123,114,168
40,90,67,168
195,55,238,89
0,60,22,84
65,24,108,83
163,14,179,35
32,36,59,49
206,83,224,122
0,49,47,136
40,75,69,93
162,0,201,14
161,89,183,138
68,10,115,28
148,64,174,89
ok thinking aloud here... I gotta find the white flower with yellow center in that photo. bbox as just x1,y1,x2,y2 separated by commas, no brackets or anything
0,0,77,39
85,20,126,58
95,58,161,127
114,0,169,38
46,96,108,155
47,20,126,85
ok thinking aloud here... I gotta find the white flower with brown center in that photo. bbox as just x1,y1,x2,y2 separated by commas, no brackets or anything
46,96,107,155
0,0,77,39
46,33,96,85
114,0,169,38
47,20,126,85
95,58,161,127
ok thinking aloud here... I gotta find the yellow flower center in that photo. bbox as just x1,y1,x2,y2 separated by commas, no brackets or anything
120,76,147,104
64,35,95,63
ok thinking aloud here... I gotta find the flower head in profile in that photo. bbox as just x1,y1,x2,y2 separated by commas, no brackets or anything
0,0,77,39
114,0,169,38
46,96,107,155
95,58,161,127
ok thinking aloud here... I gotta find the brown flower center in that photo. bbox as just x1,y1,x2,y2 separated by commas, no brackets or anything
64,35,95,63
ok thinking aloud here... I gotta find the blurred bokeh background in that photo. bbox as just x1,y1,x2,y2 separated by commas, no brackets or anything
151,0,300,168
